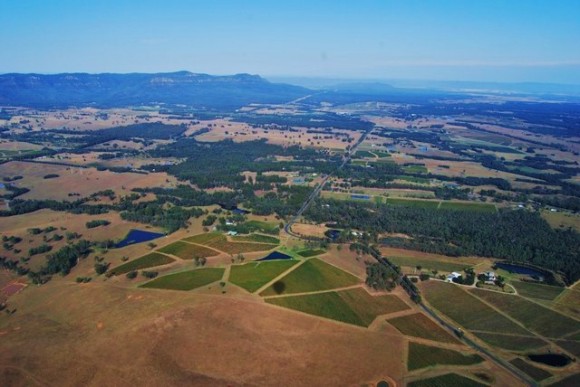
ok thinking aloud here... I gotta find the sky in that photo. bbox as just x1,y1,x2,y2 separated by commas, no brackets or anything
1,0,580,84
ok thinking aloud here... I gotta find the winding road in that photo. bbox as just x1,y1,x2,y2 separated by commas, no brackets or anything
282,122,537,386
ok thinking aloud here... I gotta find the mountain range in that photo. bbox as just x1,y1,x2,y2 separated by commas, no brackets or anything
0,71,309,109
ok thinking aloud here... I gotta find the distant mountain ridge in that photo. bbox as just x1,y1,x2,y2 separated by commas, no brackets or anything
0,71,310,109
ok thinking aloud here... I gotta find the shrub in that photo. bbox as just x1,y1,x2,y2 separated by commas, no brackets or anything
94,262,109,275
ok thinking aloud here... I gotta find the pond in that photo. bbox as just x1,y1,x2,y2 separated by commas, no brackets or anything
219,203,250,215
527,353,572,367
115,229,165,248
325,229,341,240
351,194,370,200
257,251,292,261
495,262,545,279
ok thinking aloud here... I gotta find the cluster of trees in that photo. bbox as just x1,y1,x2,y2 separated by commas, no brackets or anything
28,244,52,256
233,112,374,131
119,200,204,233
0,184,30,200
146,138,338,189
365,262,398,291
0,256,29,276
86,219,110,229
306,199,580,283
42,239,92,276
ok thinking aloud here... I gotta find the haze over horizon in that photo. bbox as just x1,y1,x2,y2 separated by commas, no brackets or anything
1,0,580,85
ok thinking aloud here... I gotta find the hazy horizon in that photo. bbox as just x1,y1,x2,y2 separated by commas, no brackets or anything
1,0,580,84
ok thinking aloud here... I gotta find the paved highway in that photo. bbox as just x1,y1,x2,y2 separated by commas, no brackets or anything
282,123,536,386
284,125,372,236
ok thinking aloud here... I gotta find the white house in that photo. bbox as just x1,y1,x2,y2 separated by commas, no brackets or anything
446,272,462,282
484,271,496,282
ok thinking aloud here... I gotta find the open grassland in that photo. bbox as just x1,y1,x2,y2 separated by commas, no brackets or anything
470,289,580,338
387,313,459,343
408,373,488,387
388,256,471,273
140,268,225,291
373,187,435,198
0,277,408,386
0,160,177,201
511,281,565,301
183,232,276,254
291,222,329,238
261,258,360,296
318,246,369,279
193,118,362,150
541,210,580,232
407,342,484,371
422,281,530,335
109,253,175,275
396,155,540,185
386,198,439,209
510,358,553,382
380,247,485,267
472,332,547,351
439,201,497,213
229,260,298,293
0,209,159,270
297,249,326,257
232,233,280,244
158,241,219,259
266,288,409,327
243,219,280,234
402,164,428,174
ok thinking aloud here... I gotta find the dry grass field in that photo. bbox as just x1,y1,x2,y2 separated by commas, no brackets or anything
0,161,178,201
390,153,542,186
0,280,408,386
379,247,488,268
290,222,329,238
0,209,162,271
5,107,196,133
541,210,580,232
192,118,362,150
318,245,369,279
0,140,43,151
36,151,184,170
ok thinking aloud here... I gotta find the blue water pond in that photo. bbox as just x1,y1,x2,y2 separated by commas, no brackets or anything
325,229,341,240
257,251,292,261
495,262,545,278
115,229,165,248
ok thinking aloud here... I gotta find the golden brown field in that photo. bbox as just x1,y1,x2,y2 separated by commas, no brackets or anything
0,259,408,386
192,118,361,150
0,161,179,201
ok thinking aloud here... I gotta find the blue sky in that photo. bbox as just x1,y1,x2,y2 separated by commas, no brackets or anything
1,0,579,83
